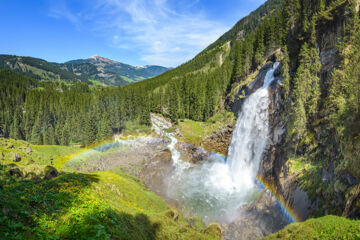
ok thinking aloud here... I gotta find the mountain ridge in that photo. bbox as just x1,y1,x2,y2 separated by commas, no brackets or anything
0,54,170,86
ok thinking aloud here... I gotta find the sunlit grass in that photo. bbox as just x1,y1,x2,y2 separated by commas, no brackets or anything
178,111,235,145
262,215,360,240
0,137,219,239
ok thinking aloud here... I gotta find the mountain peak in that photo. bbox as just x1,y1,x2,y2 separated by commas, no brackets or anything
88,55,118,64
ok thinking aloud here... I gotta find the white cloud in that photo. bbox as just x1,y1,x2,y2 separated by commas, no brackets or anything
48,0,82,28
49,0,229,67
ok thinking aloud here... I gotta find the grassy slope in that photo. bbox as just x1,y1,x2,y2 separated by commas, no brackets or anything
0,138,219,240
262,215,360,240
177,111,235,146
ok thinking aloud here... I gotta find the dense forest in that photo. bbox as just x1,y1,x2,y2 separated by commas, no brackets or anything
0,69,151,146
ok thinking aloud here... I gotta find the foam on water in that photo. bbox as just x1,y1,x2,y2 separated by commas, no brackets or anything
153,63,286,224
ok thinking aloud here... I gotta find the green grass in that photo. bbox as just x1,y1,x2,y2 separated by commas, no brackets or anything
0,138,219,240
89,79,106,86
287,157,316,176
262,215,360,240
0,138,79,171
122,121,152,135
178,111,235,145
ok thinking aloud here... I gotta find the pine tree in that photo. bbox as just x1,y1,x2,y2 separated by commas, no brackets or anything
9,108,22,140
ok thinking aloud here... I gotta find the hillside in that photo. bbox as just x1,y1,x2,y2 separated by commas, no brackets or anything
0,54,87,83
0,137,220,240
59,55,170,86
262,215,360,239
0,54,169,86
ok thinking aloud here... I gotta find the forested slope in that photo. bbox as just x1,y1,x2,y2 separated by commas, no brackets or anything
0,0,284,146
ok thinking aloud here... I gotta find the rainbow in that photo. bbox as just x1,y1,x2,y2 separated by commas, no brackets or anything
63,136,156,165
210,152,302,223
256,175,302,223
63,137,302,224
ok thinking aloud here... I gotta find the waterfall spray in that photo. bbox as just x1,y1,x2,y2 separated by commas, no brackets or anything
155,62,281,224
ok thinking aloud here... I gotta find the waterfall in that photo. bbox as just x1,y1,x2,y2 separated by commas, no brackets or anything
227,62,280,188
153,62,281,224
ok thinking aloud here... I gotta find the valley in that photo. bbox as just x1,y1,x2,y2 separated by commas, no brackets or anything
1,0,360,239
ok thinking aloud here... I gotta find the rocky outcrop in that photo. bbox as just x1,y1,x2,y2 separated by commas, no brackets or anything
175,142,209,163
221,193,288,240
258,78,287,194
201,125,234,155
139,149,180,208
65,138,169,176
316,6,345,91
230,63,273,114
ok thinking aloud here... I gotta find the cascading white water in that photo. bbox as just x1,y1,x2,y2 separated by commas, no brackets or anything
227,61,280,188
154,62,280,224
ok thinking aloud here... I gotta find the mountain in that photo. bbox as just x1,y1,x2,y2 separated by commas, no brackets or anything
58,55,170,86
0,54,87,83
1,0,360,239
0,54,170,86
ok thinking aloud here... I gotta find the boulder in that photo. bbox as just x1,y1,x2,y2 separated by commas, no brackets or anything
165,209,179,221
13,153,21,162
26,147,33,154
43,166,58,180
8,168,23,178
202,125,234,155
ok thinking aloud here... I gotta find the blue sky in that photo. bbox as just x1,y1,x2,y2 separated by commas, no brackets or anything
1,0,266,67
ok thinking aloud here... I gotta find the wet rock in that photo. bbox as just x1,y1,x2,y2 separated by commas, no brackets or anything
205,222,222,238
222,194,288,240
283,182,311,221
140,149,174,197
43,166,58,180
8,168,23,178
176,142,210,163
230,63,273,114
65,137,168,177
13,153,21,162
202,125,234,155
274,64,282,77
